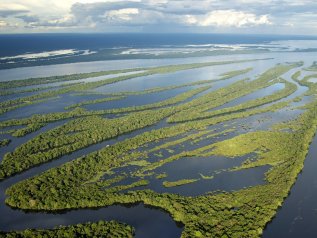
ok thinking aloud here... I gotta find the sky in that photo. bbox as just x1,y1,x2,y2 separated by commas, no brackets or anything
0,0,317,35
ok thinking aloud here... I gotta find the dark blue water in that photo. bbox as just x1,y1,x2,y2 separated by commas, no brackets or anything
263,133,317,238
0,33,316,69
1,33,314,57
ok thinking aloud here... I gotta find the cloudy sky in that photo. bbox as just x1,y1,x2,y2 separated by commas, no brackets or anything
0,0,316,35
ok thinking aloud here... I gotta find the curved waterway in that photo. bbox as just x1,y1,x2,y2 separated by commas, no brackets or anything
263,133,317,237
0,121,183,237
0,170,183,238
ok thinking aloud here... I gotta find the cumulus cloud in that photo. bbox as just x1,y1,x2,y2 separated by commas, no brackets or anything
0,0,316,34
102,8,139,22
49,2,272,29
186,10,272,27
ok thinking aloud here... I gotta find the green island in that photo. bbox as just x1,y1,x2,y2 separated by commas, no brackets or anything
1,221,134,238
1,57,317,238
0,139,11,147
163,179,199,188
0,59,258,115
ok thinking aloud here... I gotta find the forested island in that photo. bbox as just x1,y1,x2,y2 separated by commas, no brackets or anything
1,56,317,238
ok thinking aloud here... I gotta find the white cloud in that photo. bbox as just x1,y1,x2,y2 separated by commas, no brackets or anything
0,0,317,34
46,15,77,27
0,20,8,27
0,2,28,11
103,8,139,21
185,10,272,27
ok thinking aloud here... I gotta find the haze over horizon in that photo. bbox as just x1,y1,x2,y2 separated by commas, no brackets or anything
0,0,317,35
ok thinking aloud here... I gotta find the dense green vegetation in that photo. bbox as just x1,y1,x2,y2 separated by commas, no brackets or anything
86,85,212,114
0,66,253,132
2,59,315,238
0,67,291,178
11,123,47,137
0,97,60,115
75,67,252,98
0,84,67,96
170,79,296,122
2,91,289,182
0,68,142,89
0,108,173,178
0,139,11,147
163,179,198,188
105,79,214,96
291,71,301,81
1,220,134,238
1,84,209,135
0,64,287,136
168,62,301,122
217,67,252,80
65,96,125,110
7,106,315,237
0,72,149,114
3,60,251,89
0,99,289,180
0,59,256,115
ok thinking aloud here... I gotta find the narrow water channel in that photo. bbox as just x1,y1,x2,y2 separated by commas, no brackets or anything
0,175,183,238
0,123,183,237
263,132,317,237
